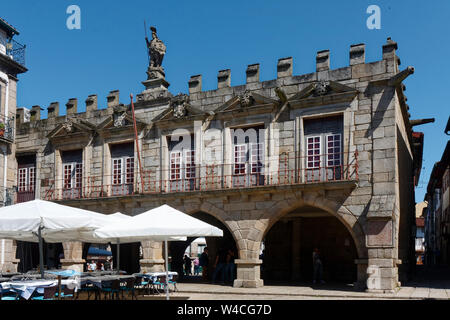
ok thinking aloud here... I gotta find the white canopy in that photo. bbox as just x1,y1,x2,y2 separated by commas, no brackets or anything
94,204,223,242
0,199,117,243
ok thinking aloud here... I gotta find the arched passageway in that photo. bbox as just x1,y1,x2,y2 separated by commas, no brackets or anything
262,205,357,285
82,242,141,274
16,241,64,273
169,211,237,283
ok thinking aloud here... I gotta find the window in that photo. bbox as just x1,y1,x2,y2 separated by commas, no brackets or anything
63,163,82,189
306,136,321,169
250,143,263,174
234,144,247,175
112,157,134,185
326,134,341,167
184,150,195,179
170,151,182,180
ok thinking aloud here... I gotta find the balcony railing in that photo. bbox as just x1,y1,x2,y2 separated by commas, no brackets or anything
0,187,15,207
4,39,26,67
42,151,358,201
0,115,15,142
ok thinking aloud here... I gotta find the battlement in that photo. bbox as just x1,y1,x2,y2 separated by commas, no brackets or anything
18,38,403,123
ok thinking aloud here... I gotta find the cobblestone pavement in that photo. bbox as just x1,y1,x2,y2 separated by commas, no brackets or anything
167,266,450,300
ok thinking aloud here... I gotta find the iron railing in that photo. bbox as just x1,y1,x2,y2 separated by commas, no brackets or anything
42,151,358,201
5,39,26,67
0,115,15,142
0,187,15,207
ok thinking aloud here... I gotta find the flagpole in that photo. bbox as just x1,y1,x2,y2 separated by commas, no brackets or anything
165,238,169,300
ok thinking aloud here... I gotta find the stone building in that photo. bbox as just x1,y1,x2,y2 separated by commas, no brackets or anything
1,28,429,292
424,117,450,266
0,17,27,272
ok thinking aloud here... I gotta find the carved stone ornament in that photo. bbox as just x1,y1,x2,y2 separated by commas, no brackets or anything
113,112,127,127
62,121,74,133
238,90,254,109
171,94,189,119
313,80,329,96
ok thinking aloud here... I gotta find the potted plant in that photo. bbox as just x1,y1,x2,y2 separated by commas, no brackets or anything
0,122,5,137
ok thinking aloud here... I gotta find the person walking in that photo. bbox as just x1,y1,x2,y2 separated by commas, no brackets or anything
193,257,200,276
212,248,227,285
225,249,236,285
312,248,325,284
199,247,209,282
183,254,192,276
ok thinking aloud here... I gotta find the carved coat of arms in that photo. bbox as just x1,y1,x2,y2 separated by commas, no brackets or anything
171,94,189,119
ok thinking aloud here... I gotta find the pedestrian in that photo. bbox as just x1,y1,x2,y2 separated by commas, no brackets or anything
225,249,236,285
90,260,97,272
199,247,209,281
86,261,92,272
312,248,325,284
193,257,200,276
104,258,111,270
212,248,227,285
183,254,192,276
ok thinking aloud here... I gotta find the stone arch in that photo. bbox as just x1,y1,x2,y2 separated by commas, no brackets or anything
258,191,367,260
178,200,243,256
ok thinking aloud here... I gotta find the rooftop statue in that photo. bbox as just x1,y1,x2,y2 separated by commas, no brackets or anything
145,26,166,68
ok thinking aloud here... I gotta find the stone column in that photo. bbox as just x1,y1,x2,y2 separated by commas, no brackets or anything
354,259,368,290
140,240,165,272
1,239,19,272
60,241,85,272
233,259,264,288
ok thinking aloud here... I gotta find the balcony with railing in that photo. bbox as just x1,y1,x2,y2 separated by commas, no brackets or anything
43,151,359,201
0,186,15,207
0,114,15,143
0,37,26,67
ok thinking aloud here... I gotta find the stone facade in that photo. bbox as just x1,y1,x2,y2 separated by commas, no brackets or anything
2,37,424,293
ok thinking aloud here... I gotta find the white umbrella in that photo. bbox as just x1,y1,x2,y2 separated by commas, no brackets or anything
0,200,119,278
94,204,223,299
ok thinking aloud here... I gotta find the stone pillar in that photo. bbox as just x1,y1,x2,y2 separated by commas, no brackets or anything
217,69,231,88
277,57,293,78
246,64,260,83
0,239,19,272
60,241,85,272
139,240,165,272
47,102,59,118
354,259,368,290
65,98,77,115
316,50,330,72
291,219,301,281
233,259,263,288
188,75,202,94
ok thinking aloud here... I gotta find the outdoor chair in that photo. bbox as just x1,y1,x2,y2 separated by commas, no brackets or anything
102,279,121,300
153,275,167,294
31,285,58,300
168,274,178,292
55,286,75,300
0,289,20,301
120,278,137,300
83,283,100,300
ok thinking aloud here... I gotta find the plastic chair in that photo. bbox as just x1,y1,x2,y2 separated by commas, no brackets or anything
1,289,20,301
168,274,178,292
31,286,57,300
102,279,121,300
120,278,137,300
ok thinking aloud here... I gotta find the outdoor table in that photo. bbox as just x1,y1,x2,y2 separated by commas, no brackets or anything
80,274,135,289
0,279,80,300
134,271,177,282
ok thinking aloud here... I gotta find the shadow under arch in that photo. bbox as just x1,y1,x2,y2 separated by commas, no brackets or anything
16,241,64,273
82,242,141,274
169,211,237,283
260,200,365,285
260,197,367,260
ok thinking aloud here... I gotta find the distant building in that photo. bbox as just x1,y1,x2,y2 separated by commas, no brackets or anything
424,117,450,266
415,202,426,265
0,16,27,272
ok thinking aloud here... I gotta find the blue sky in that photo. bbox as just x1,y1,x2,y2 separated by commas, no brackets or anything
2,0,450,203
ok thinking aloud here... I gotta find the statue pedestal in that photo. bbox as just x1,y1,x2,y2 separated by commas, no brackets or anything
142,78,170,92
